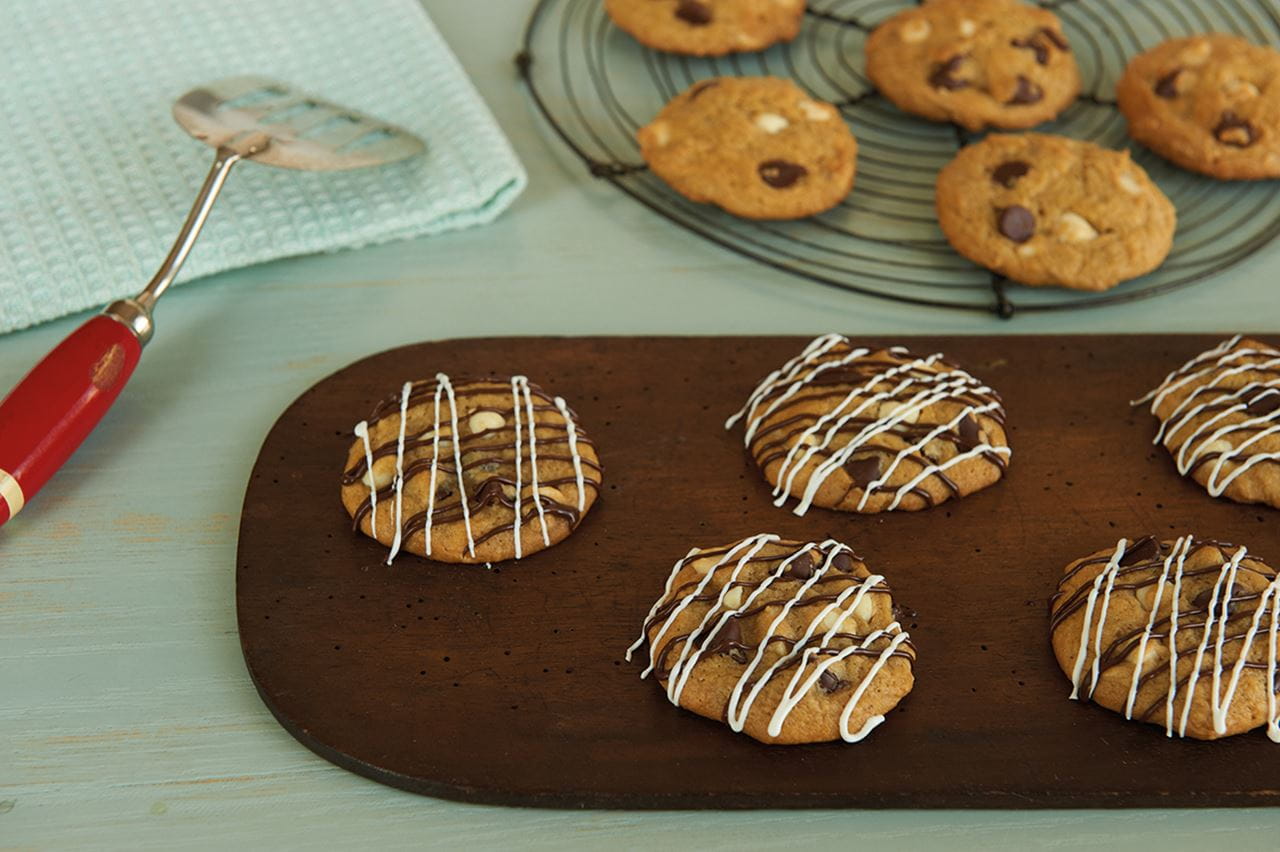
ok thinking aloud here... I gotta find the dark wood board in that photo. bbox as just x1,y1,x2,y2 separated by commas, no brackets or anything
236,335,1280,809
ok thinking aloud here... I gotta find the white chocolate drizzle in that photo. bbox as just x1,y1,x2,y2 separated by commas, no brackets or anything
627,535,915,743
1052,535,1280,740
727,334,1011,515
1134,336,1280,499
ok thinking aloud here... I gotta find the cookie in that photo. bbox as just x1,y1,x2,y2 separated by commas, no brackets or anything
1117,34,1280,180
1050,535,1280,741
604,0,806,57
340,375,602,564
637,76,857,220
865,0,1081,131
1134,336,1280,511
626,534,916,744
726,333,1011,515
935,133,1177,291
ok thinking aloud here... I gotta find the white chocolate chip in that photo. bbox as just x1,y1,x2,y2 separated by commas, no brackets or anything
361,456,397,490
958,19,976,37
878,400,921,423
925,438,958,462
754,112,790,134
1135,584,1157,610
900,18,931,43
1202,438,1235,456
820,609,847,632
468,410,506,434
649,121,671,146
536,485,566,503
1128,640,1167,673
690,555,720,575
1223,78,1260,99
797,100,834,121
1017,244,1036,257
1057,212,1099,243
1117,173,1143,195
501,483,517,498
735,31,763,48
853,594,876,623
723,587,744,609
1178,40,1212,66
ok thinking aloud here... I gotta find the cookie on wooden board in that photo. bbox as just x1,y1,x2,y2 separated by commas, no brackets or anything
605,0,806,56
341,375,602,564
1051,535,1280,741
1135,336,1280,510
935,133,1176,291
637,76,857,220
1117,34,1280,180
627,534,916,744
865,0,1081,131
725,333,1011,515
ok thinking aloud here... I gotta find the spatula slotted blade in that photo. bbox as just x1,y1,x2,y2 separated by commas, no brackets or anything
172,76,425,171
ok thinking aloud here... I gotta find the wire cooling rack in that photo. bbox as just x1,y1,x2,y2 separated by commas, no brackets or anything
518,0,1280,317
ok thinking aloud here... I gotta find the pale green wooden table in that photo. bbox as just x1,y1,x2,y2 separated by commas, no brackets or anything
4,2,1280,849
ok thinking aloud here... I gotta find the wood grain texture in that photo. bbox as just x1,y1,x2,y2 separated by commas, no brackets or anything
238,335,1280,809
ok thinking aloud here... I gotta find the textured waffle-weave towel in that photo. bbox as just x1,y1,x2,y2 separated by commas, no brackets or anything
0,0,525,334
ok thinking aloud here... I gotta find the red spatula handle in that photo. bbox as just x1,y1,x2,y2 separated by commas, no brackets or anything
0,314,142,526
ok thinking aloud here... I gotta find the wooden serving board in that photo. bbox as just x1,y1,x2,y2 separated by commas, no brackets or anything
236,335,1280,809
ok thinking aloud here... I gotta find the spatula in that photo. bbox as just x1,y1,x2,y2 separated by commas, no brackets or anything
0,77,424,526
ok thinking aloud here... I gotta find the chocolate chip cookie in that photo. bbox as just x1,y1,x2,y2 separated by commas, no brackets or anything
935,133,1176,291
626,534,916,744
1051,535,1280,741
604,0,806,56
725,334,1011,515
1117,35,1280,180
864,0,1081,131
637,76,857,220
341,375,602,564
1135,336,1280,510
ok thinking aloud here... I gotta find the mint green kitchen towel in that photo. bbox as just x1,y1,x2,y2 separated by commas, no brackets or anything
0,0,526,334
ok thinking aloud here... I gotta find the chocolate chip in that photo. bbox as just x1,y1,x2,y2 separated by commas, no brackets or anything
1011,35,1050,65
957,413,981,449
1155,69,1183,99
1192,585,1239,617
818,669,846,694
688,79,718,100
997,205,1035,243
675,0,712,25
1007,76,1043,105
1246,391,1280,416
707,615,748,661
788,551,817,580
1215,111,1259,148
892,603,917,623
928,55,970,90
992,160,1030,188
1120,535,1160,567
845,455,883,487
758,159,808,188
1039,27,1069,51
831,551,855,573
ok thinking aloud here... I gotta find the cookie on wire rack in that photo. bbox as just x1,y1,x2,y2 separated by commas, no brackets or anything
636,76,857,220
341,375,602,564
627,534,916,745
1135,336,1280,511
604,0,806,56
1050,534,1280,741
725,333,1011,515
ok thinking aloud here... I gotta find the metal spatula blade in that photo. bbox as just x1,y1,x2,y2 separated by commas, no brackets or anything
0,77,425,528
172,76,424,170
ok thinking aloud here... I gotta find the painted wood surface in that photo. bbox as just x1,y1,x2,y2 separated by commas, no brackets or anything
4,1,1280,848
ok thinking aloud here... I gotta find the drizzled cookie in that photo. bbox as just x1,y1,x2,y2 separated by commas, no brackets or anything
726,334,1010,515
341,375,602,564
1117,35,1280,180
627,535,915,744
1051,535,1280,741
637,76,857,220
604,0,806,57
864,0,1080,131
1136,336,1280,511
935,134,1176,291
